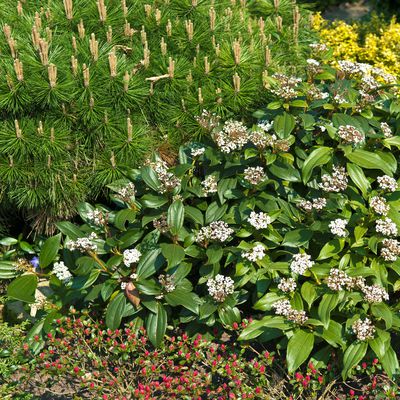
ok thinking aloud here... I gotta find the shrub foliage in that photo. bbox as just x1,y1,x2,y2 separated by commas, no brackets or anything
4,56,400,378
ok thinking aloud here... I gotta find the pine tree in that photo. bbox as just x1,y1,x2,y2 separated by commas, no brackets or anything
0,0,314,233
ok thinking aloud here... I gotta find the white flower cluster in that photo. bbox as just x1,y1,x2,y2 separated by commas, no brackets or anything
249,130,270,148
153,213,169,233
207,274,235,302
358,90,375,108
308,85,329,101
202,175,218,195
120,282,127,290
338,60,371,76
360,75,379,92
270,73,302,101
361,284,389,304
248,211,272,230
309,43,328,52
337,125,364,144
298,198,327,212
272,299,308,325
320,166,348,192
377,175,398,192
123,248,142,266
242,244,266,262
338,61,396,85
196,221,234,245
117,182,136,201
327,269,389,303
195,109,220,130
333,93,347,104
306,58,321,75
381,238,400,261
158,274,176,293
371,67,396,84
257,120,273,132
87,209,105,225
290,253,314,275
243,166,266,185
53,261,72,283
326,268,353,291
380,122,392,138
277,277,297,293
329,219,348,237
214,120,249,153
148,160,181,194
190,146,205,157
352,318,375,341
369,196,389,216
67,233,98,252
376,217,398,237
249,130,289,152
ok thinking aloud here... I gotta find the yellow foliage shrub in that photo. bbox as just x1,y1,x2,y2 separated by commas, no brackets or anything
312,13,400,76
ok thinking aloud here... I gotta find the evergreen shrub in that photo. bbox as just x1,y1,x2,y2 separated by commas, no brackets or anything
4,54,400,378
312,12,400,77
0,0,314,232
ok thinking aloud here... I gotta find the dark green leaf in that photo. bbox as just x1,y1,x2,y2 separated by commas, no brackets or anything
39,234,61,269
346,163,371,197
317,239,345,260
302,147,332,183
165,288,201,314
106,293,126,330
274,112,296,138
282,230,313,247
342,342,368,379
380,345,399,378
371,303,393,330
114,209,137,231
141,166,161,191
146,303,167,347
167,200,184,236
160,244,185,267
7,274,38,303
318,293,339,329
140,194,168,208
136,249,164,280
55,222,84,240
218,305,241,326
345,150,392,176
287,330,314,373
0,261,18,279
185,206,203,225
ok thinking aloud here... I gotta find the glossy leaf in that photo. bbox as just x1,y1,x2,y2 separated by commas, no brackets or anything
342,342,368,379
146,303,167,347
302,147,332,183
106,292,127,330
39,234,61,269
7,274,38,303
287,330,314,373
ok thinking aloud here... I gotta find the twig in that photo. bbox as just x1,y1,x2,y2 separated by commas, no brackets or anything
145,73,170,82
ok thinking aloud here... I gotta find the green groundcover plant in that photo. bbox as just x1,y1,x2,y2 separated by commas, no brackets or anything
0,0,315,231
3,51,400,379
2,313,397,400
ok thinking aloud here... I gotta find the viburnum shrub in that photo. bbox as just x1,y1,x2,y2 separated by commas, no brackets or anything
5,54,400,378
